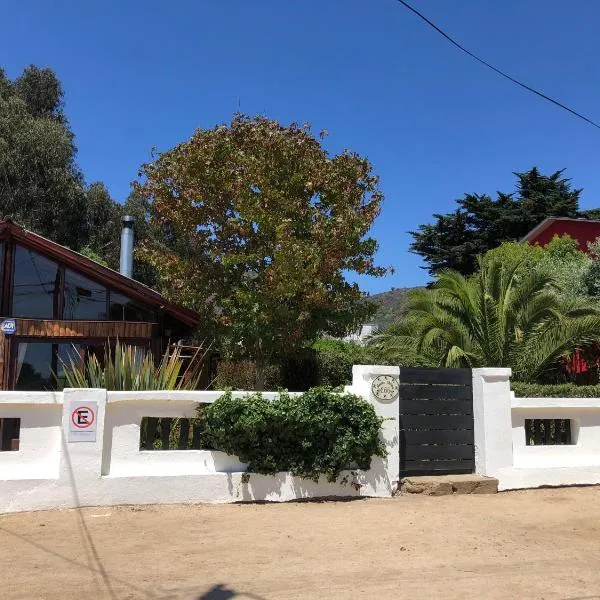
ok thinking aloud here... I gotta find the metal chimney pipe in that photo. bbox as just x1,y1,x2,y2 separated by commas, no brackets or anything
119,215,134,278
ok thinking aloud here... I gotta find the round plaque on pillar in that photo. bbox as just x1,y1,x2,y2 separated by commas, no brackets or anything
371,375,399,401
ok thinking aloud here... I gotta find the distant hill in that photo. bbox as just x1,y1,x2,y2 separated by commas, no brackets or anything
368,287,421,327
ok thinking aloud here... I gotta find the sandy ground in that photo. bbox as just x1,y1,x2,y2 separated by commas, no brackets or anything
1,487,600,600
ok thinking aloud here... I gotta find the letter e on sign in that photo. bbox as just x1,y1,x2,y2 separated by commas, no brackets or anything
68,400,98,442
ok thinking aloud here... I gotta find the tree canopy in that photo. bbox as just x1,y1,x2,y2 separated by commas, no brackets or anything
482,235,591,301
410,167,588,276
137,115,387,380
0,65,160,284
368,256,600,382
0,66,88,249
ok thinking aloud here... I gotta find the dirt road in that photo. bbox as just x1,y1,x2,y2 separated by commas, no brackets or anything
1,487,600,599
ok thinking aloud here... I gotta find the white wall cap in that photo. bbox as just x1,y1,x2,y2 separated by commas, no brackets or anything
352,365,400,381
472,367,512,381
513,397,600,409
0,391,63,405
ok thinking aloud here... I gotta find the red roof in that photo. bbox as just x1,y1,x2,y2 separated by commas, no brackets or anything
0,219,200,327
521,217,600,253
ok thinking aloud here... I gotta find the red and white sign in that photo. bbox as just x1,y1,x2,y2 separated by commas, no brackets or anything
68,401,98,442
71,406,95,428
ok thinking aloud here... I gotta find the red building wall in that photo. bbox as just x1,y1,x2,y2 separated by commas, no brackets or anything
529,220,600,253
525,218,600,380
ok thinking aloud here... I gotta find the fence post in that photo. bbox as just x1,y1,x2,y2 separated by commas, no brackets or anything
472,368,513,478
348,365,400,493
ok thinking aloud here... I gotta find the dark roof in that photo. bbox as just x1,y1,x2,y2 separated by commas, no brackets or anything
0,219,200,327
521,217,600,243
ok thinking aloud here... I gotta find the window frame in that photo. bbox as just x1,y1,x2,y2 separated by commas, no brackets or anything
3,241,156,323
9,336,153,391
10,245,63,319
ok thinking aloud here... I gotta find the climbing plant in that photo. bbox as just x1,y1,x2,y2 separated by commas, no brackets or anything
198,387,386,482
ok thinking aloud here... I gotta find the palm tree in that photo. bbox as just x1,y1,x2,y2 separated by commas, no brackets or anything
368,258,600,382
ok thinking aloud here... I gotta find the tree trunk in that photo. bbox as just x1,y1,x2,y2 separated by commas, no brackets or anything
255,360,266,392
254,341,270,391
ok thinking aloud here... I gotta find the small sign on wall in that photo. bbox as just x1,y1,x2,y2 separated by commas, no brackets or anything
68,401,98,442
1,319,16,335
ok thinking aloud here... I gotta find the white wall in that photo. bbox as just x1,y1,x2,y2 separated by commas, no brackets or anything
343,324,379,345
474,368,600,490
0,366,400,513
7,366,600,513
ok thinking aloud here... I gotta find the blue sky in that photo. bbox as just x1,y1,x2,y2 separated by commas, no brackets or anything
2,1,600,293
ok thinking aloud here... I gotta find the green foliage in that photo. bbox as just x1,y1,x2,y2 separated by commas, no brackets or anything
58,341,205,390
137,114,388,384
482,236,591,300
0,66,88,249
312,339,375,387
410,167,587,275
481,241,545,273
212,359,282,391
82,182,123,269
0,65,162,286
512,382,600,398
210,341,377,391
537,235,591,298
78,246,109,267
368,257,600,382
582,238,600,298
199,388,386,482
213,339,381,392
14,65,65,120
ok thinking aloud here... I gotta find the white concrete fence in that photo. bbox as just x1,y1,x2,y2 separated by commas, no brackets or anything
473,368,600,490
2,365,600,513
0,366,397,513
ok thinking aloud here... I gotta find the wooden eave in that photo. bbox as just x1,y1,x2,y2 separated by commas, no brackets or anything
0,220,200,328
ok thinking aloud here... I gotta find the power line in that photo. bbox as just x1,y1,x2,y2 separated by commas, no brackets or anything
396,0,600,130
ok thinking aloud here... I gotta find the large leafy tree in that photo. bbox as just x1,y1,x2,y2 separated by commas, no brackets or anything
0,66,88,248
410,168,585,275
0,65,159,282
368,258,600,382
137,115,387,385
80,182,123,267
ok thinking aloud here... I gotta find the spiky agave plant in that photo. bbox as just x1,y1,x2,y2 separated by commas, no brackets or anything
58,340,208,390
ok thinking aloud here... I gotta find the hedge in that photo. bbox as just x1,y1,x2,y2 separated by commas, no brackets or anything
198,387,386,482
212,360,282,391
512,382,600,398
211,340,377,391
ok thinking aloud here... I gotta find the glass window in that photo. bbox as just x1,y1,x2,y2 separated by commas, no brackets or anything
12,246,61,318
63,269,107,320
0,242,4,304
109,291,155,322
14,343,82,391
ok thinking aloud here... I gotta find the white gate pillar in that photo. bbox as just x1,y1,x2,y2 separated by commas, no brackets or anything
472,368,513,478
347,365,400,493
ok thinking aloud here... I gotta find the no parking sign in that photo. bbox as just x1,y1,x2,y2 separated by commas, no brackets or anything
68,401,98,442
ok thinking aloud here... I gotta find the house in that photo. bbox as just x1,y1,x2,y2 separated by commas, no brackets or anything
343,323,378,345
521,217,600,253
0,217,201,391
0,217,201,450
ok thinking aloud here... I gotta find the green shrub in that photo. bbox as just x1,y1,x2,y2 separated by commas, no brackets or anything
312,339,374,388
198,387,386,482
58,341,206,390
212,341,376,391
212,359,282,390
512,382,600,398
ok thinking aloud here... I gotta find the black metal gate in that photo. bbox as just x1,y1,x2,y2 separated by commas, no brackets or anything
399,368,474,476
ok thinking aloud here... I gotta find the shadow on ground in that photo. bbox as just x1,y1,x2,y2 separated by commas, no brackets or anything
197,583,266,599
